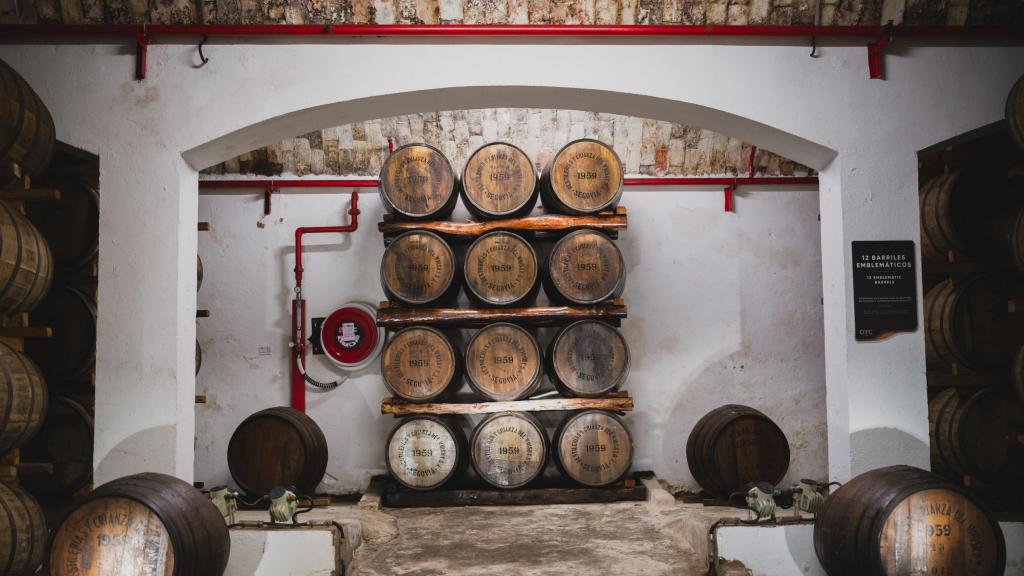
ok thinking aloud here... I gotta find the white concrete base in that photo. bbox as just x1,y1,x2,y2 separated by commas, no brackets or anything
1002,522,1024,576
717,523,825,576
227,526,343,576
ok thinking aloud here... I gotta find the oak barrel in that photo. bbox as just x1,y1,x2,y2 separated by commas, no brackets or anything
460,142,538,219
0,341,47,453
0,482,46,576
386,415,467,491
540,139,623,215
928,387,1024,484
554,410,632,487
380,230,459,306
924,273,1024,373
1008,207,1024,275
20,396,94,499
25,285,96,382
470,411,548,489
381,326,462,403
1008,72,1024,153
0,59,55,187
685,404,790,499
918,170,1013,267
1014,344,1024,404
227,407,328,496
25,178,98,273
50,472,231,576
465,323,542,401
463,231,539,307
379,143,459,221
813,465,1005,576
546,320,629,398
0,199,53,316
543,229,625,305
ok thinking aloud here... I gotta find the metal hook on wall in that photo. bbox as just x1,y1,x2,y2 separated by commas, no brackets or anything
196,35,210,68
810,37,819,58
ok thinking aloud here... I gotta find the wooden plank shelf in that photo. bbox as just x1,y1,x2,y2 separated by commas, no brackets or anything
381,391,633,416
378,206,627,243
376,298,626,329
926,372,1008,389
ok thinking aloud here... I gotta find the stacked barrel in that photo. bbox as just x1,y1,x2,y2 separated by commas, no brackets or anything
378,140,634,491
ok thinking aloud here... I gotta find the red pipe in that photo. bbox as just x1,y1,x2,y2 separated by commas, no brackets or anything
200,176,819,189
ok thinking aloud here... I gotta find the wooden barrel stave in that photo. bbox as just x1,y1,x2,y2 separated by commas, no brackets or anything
470,411,548,489
24,285,96,383
1008,73,1024,153
553,410,632,487
546,320,629,398
0,482,46,576
465,323,542,401
461,142,538,219
26,177,99,274
386,415,467,491
227,407,328,496
381,326,462,403
20,396,94,499
381,230,460,306
0,341,47,454
463,231,539,307
0,199,53,317
379,143,459,221
543,229,625,305
0,59,55,187
540,139,623,215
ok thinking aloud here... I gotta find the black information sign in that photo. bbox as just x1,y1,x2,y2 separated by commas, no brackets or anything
852,241,918,342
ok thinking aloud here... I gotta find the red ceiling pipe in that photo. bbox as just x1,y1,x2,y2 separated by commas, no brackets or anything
200,176,819,189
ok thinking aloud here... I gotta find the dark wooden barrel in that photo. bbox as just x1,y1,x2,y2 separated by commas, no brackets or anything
0,59,55,187
465,323,542,401
1008,72,1024,153
554,410,632,487
540,139,623,215
460,142,538,219
463,231,539,307
924,273,1024,373
1008,207,1024,275
227,407,328,496
25,285,96,382
1014,344,1024,404
0,482,46,576
379,143,459,221
929,387,1024,484
197,254,204,292
381,326,461,403
543,229,625,305
380,230,459,306
0,199,53,316
385,415,467,491
49,472,231,576
0,341,47,454
918,170,1014,266
195,339,202,376
26,177,98,273
685,404,790,499
20,396,94,499
470,411,548,489
546,320,629,398
814,465,1005,576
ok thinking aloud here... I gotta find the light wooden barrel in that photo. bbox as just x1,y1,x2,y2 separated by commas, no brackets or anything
463,231,539,307
0,199,53,316
381,326,462,403
0,59,55,187
26,178,99,273
227,407,328,496
379,143,459,221
814,465,1005,576
49,472,231,576
554,410,632,487
546,320,629,398
465,323,542,401
928,387,1024,484
0,341,47,454
540,139,623,215
470,411,548,489
20,396,94,499
924,274,1024,373
25,285,96,382
386,415,466,491
0,482,46,576
543,229,625,305
1008,72,1024,153
685,404,790,499
460,142,538,219
380,230,459,306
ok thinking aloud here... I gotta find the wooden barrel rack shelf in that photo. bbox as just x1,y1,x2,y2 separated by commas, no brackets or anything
376,298,627,329
378,206,627,243
381,391,634,416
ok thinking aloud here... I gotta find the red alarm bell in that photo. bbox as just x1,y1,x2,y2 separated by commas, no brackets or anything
319,302,384,370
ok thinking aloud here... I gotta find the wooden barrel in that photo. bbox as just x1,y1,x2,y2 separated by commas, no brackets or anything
465,323,542,401
0,59,55,187
0,341,47,454
227,406,328,496
543,229,625,305
25,285,96,382
25,178,98,273
685,404,790,499
1014,344,1024,404
460,142,538,219
379,143,459,221
0,482,46,576
385,415,466,491
928,387,1024,484
1008,207,1024,275
918,170,1011,266
540,139,623,215
195,339,202,376
0,199,53,316
381,326,462,402
197,254,204,292
50,472,231,576
470,411,548,489
814,465,1005,576
924,273,1024,373
463,231,539,307
1008,72,1024,153
553,410,632,487
380,230,459,306
546,320,629,398
20,396,94,499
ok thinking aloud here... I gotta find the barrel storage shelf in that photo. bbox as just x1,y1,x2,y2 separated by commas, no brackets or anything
381,391,634,416
378,206,627,243
376,298,627,329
